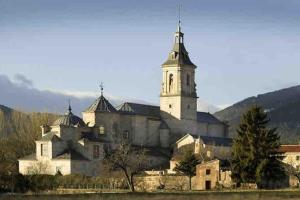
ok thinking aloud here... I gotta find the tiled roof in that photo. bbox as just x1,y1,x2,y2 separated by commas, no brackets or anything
197,112,223,124
37,132,62,142
53,149,89,161
278,145,300,153
117,102,161,119
18,153,37,161
85,95,117,113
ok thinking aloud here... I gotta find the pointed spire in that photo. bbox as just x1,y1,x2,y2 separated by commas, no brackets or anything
67,99,72,114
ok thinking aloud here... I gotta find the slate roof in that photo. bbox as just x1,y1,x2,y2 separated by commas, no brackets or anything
162,43,196,67
37,132,62,142
53,149,89,161
197,112,223,124
200,135,233,147
85,95,117,113
162,26,196,68
277,145,300,153
117,102,161,119
80,132,109,143
18,153,37,161
53,109,86,127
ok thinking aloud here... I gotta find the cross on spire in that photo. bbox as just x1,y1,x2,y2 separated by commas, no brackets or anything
100,82,104,96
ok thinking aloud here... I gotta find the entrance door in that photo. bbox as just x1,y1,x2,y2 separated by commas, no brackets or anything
205,181,211,190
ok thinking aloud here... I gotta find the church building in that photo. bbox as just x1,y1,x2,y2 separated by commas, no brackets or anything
18,22,229,176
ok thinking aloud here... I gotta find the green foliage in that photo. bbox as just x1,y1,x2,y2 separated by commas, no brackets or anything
0,173,60,193
255,158,287,189
231,106,286,188
174,150,199,190
26,174,59,192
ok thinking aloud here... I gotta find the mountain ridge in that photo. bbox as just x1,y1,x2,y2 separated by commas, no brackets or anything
215,85,300,143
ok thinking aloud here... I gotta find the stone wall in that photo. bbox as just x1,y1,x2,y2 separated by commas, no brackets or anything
135,175,197,191
197,122,226,138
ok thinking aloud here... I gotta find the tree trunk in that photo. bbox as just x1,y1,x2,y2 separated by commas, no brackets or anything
130,174,135,192
189,176,192,190
122,170,134,192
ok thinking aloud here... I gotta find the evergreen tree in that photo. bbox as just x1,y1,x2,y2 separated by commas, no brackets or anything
231,106,286,188
174,150,199,190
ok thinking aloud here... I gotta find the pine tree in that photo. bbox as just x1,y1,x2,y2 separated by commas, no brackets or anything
174,150,199,190
231,106,286,188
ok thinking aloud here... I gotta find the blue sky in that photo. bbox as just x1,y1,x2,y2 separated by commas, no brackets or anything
1,0,300,109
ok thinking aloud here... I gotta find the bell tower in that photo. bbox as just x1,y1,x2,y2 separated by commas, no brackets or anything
160,21,197,121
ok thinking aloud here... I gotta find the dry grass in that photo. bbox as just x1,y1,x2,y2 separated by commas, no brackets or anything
2,190,300,200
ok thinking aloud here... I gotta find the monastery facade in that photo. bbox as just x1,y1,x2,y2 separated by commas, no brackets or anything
19,22,229,176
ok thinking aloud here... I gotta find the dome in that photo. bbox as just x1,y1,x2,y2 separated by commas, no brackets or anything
53,105,85,127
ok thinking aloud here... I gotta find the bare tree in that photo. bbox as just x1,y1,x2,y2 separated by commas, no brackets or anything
284,161,300,188
27,161,49,175
104,142,148,192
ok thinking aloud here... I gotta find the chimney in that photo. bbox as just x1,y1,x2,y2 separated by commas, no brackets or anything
41,124,51,136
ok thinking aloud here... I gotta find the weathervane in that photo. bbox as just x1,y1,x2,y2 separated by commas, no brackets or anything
100,82,104,96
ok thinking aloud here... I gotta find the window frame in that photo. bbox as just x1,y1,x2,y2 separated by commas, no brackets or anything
206,169,211,175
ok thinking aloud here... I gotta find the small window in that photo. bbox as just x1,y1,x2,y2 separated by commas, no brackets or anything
123,130,129,140
187,104,190,109
206,169,211,175
296,156,300,161
169,74,173,92
41,143,48,157
93,145,100,159
186,74,190,86
169,104,172,108
99,126,105,135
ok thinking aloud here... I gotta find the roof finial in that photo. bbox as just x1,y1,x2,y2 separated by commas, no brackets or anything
100,82,104,96
68,98,72,113
177,4,182,32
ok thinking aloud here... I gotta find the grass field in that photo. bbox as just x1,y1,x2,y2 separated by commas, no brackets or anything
2,190,300,200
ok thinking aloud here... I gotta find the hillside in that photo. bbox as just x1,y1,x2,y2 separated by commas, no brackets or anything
215,85,300,143
0,104,59,172
0,104,58,138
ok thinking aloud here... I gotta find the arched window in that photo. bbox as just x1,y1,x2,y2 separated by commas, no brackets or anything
186,74,190,86
169,74,173,92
